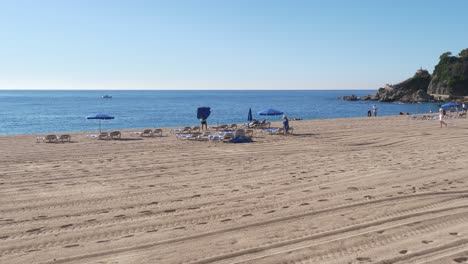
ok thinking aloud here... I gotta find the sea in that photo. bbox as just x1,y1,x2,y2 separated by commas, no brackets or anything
0,90,440,135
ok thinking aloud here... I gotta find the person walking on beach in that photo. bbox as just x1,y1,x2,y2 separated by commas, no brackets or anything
200,118,208,130
372,104,378,117
282,115,289,135
439,106,447,128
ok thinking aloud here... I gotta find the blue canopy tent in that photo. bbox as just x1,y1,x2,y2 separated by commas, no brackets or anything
441,102,460,109
87,114,114,133
257,109,283,116
197,107,211,120
247,108,253,122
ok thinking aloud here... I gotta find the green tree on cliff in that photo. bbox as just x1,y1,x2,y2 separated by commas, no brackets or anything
459,48,468,58
431,49,468,96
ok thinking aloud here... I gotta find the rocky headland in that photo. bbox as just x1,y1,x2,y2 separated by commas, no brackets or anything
342,48,468,102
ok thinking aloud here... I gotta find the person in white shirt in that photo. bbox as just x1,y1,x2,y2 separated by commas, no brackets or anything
372,104,378,117
439,106,447,128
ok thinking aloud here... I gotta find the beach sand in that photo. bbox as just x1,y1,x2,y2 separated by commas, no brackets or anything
1,116,468,264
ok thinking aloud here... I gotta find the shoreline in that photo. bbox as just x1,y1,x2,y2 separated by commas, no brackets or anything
0,115,414,137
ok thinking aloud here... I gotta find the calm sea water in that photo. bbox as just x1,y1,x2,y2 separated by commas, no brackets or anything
0,90,439,135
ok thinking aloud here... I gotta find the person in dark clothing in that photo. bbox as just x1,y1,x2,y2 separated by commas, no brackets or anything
200,118,207,130
282,115,289,135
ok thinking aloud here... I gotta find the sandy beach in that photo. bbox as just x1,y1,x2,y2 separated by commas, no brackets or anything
1,115,468,264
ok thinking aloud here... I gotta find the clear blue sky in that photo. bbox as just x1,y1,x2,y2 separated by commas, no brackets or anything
1,0,467,90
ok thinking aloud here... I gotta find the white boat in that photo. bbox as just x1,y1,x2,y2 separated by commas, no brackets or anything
102,95,112,98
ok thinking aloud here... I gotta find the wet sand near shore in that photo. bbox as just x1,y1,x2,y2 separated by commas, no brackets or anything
1,116,468,264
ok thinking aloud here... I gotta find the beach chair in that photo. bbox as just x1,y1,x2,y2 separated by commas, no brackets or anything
191,126,201,133
176,133,201,140
141,129,153,137
261,127,281,135
59,134,71,143
98,132,110,140
44,134,58,143
221,133,235,143
110,131,121,139
153,128,163,137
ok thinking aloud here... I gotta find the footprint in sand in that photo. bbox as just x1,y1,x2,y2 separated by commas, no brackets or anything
422,240,433,244
299,203,310,206
399,250,408,254
242,214,253,217
96,240,110,243
60,224,73,228
174,226,186,230
220,219,232,222
64,244,80,248
26,228,44,233
164,209,176,213
356,257,372,262
450,232,459,236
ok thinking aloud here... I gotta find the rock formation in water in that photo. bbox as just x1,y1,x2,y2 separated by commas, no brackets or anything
375,69,432,102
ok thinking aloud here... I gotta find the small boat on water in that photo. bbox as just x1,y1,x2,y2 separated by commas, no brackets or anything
102,95,112,99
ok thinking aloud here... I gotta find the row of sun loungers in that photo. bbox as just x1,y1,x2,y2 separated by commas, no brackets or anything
130,128,163,137
36,134,72,143
175,129,254,142
37,124,290,144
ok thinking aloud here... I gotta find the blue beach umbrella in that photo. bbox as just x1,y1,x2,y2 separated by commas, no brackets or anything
197,107,211,120
257,108,283,116
247,108,253,121
441,102,459,109
87,114,115,133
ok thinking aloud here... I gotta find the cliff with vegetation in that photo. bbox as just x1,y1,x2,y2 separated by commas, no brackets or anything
343,49,468,102
427,49,468,97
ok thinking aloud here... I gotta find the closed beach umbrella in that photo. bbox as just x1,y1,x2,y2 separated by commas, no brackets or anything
247,108,253,121
441,102,459,109
87,114,114,133
257,108,283,116
197,107,211,120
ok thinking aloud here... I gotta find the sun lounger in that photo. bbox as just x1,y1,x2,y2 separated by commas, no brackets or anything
140,129,153,137
98,132,110,140
59,134,71,142
175,133,202,140
261,127,281,135
110,131,121,139
153,129,163,137
44,134,59,143
170,127,191,134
